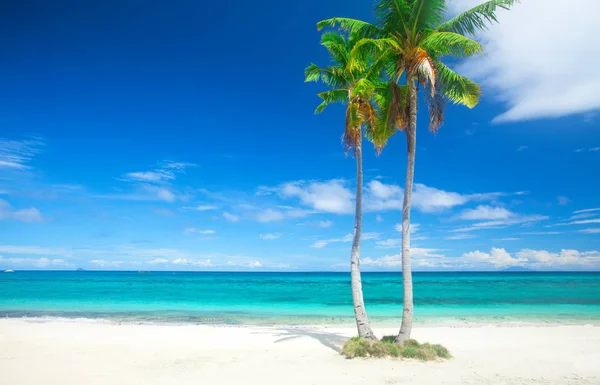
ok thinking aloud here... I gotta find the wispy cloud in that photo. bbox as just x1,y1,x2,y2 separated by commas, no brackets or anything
557,196,571,206
0,137,43,170
184,228,216,235
452,206,548,232
0,256,71,268
0,199,44,222
222,212,239,222
120,161,195,184
445,234,477,241
579,228,600,234
259,233,282,240
576,147,600,153
255,207,308,222
517,146,528,151
100,161,196,202
311,232,380,249
183,205,218,211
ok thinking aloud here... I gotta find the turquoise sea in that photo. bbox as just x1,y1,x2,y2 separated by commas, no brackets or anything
1,271,599,325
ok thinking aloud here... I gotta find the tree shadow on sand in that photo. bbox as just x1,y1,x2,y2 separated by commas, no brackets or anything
271,328,348,353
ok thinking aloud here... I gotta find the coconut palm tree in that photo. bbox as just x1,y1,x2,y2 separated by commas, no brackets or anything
305,32,393,341
318,0,516,343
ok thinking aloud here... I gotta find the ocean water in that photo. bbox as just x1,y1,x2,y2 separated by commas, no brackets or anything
1,271,599,325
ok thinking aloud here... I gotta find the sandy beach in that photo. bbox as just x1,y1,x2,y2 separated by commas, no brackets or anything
0,319,598,385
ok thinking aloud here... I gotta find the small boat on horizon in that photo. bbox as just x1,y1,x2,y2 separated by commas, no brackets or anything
4,269,14,273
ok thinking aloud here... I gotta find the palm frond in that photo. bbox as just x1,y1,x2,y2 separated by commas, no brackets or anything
421,31,483,58
351,78,376,99
315,89,348,114
344,104,361,155
317,17,380,37
375,0,412,37
436,61,481,108
410,0,447,34
437,0,518,35
320,32,350,66
425,82,445,133
369,82,408,153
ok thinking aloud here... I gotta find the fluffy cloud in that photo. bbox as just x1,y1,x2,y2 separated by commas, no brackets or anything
362,248,600,271
280,180,354,214
0,199,44,222
276,179,498,215
311,232,380,249
451,0,600,122
260,233,282,240
462,248,524,268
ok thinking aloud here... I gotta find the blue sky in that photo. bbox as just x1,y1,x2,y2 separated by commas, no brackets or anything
1,0,599,271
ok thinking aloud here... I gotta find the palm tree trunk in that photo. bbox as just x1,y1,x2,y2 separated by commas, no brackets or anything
395,74,417,344
351,129,376,341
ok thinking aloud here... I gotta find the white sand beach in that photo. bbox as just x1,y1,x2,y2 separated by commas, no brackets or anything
1,320,599,385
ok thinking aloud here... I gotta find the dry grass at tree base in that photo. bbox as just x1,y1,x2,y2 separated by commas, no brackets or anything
342,336,451,360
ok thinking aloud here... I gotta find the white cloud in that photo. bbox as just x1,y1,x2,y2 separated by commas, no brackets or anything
445,234,476,241
456,205,513,220
363,247,600,271
520,231,561,235
280,180,354,214
553,219,600,227
260,233,282,240
222,212,239,222
579,228,600,234
517,146,528,151
190,205,218,211
573,208,600,214
376,215,384,223
0,256,71,268
452,0,600,122
276,179,501,215
121,161,195,184
255,208,307,222
148,258,169,264
462,248,525,268
394,223,420,233
498,238,520,241
90,260,124,268
0,137,43,170
411,184,470,212
557,196,571,206
0,199,44,222
311,232,380,249
184,228,216,235
318,220,333,228
375,238,401,249
452,214,548,232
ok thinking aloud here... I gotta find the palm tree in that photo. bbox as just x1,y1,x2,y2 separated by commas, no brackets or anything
305,32,389,341
318,0,516,343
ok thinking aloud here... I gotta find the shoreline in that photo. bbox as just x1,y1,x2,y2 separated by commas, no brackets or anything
1,319,599,384
2,313,600,328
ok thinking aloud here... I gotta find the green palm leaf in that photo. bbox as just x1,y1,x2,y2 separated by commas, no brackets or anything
437,0,518,35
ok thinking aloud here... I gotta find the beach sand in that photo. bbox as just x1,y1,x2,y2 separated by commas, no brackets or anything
0,319,598,384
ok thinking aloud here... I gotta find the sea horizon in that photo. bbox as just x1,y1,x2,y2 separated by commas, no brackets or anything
2,271,599,326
